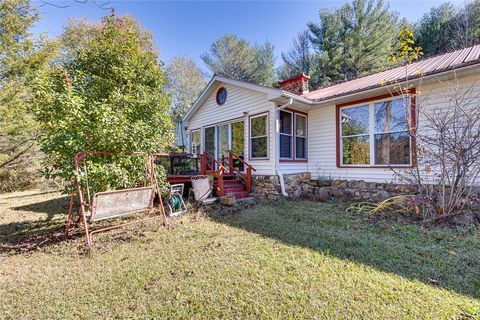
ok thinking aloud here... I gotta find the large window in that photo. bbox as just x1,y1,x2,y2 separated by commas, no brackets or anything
191,130,201,156
339,96,412,166
250,113,268,159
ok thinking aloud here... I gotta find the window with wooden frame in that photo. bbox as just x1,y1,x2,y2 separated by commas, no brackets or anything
338,95,413,167
279,109,308,161
250,113,268,159
295,113,307,159
279,110,293,159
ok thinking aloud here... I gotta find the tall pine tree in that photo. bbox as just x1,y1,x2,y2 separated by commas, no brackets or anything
308,0,397,85
278,30,317,87
202,34,276,86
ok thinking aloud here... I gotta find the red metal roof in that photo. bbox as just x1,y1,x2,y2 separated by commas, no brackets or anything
303,44,480,102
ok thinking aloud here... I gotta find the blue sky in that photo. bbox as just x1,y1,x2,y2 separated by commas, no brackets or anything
32,0,460,73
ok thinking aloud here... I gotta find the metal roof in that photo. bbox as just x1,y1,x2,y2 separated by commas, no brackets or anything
304,44,480,102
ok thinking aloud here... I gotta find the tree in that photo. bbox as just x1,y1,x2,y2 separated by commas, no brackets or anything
165,56,206,119
201,34,276,86
34,15,173,192
0,0,53,191
308,0,398,85
414,3,456,55
414,1,480,56
58,17,101,61
278,30,317,87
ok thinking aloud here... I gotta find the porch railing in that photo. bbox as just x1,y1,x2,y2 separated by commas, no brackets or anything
223,150,256,193
200,151,229,196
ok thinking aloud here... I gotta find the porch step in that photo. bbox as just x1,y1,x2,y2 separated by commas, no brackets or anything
213,183,246,193
215,179,242,186
224,191,250,199
215,173,237,180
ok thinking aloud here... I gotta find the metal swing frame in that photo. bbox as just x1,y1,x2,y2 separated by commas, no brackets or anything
65,151,169,247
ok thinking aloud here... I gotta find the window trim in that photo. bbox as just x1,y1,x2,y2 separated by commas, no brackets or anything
249,112,269,160
295,113,308,160
279,110,293,160
279,108,308,163
335,90,416,168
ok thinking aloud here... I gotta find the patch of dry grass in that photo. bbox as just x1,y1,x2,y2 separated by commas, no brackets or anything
0,190,479,319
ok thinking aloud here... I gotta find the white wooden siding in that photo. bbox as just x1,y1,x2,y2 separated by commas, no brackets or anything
188,83,276,175
308,73,480,183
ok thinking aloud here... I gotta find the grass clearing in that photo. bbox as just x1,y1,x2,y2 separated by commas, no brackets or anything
0,190,479,319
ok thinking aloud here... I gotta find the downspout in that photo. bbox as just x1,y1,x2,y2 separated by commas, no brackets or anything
275,98,293,197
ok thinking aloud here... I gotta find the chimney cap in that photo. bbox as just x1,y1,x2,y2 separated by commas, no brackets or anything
278,73,310,86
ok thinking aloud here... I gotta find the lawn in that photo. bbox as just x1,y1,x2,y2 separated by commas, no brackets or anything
0,190,479,319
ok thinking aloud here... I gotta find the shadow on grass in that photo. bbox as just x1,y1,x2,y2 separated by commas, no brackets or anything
209,199,480,299
0,196,70,254
13,196,70,220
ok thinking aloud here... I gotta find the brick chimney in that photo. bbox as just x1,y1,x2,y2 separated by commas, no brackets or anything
278,73,310,95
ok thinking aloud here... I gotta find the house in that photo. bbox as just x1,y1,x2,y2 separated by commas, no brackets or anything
183,45,480,197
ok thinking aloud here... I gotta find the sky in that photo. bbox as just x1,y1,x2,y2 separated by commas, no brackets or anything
32,0,463,73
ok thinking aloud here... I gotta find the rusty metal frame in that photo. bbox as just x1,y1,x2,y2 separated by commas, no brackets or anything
65,151,169,248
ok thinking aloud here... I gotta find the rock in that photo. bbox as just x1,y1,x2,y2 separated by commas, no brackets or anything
250,193,266,200
318,179,333,187
219,195,236,206
315,188,330,202
377,190,391,200
451,212,478,226
293,188,302,199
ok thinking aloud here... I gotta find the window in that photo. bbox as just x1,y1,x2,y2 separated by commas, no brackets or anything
279,111,293,159
374,99,410,165
204,126,215,157
250,114,268,159
191,130,201,156
340,105,370,165
295,114,307,159
279,110,308,161
339,96,412,166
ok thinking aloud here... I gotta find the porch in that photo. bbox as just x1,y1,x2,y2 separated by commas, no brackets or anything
158,151,255,198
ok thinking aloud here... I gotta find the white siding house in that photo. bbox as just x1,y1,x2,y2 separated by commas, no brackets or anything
183,45,480,187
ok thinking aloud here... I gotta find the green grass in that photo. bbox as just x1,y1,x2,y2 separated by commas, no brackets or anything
0,190,479,319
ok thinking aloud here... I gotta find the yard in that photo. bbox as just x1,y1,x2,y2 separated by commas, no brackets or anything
0,190,479,319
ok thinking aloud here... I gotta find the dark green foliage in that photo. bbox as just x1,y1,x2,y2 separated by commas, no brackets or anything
0,0,52,191
307,0,398,86
202,34,276,86
415,1,480,56
277,30,318,87
34,15,173,193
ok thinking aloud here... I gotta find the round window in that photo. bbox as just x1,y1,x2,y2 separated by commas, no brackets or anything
216,87,227,105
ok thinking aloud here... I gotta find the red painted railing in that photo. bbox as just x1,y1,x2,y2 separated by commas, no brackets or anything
200,150,256,196
226,150,256,193
200,151,229,196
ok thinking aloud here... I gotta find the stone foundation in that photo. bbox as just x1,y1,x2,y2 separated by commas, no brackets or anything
252,172,415,203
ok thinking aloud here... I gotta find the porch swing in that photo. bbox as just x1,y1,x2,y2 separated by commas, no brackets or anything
65,151,169,247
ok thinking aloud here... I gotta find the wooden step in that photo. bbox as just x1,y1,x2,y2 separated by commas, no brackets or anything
214,179,242,186
214,173,236,180
226,191,250,199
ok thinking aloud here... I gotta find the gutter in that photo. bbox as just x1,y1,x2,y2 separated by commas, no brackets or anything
274,99,293,197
